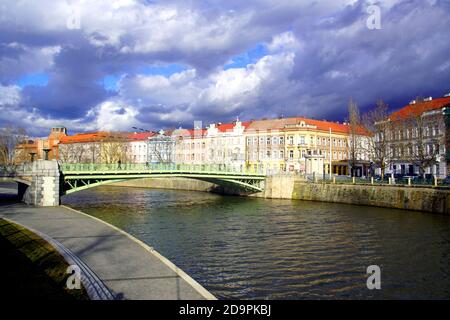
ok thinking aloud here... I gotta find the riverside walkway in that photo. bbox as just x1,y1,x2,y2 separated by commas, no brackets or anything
0,186,215,300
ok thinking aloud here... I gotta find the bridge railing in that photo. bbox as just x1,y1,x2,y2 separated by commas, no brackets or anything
60,163,268,176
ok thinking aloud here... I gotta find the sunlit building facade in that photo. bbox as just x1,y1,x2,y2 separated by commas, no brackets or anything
244,117,365,176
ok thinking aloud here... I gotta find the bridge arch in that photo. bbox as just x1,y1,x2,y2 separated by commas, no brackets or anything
62,175,264,195
61,163,266,195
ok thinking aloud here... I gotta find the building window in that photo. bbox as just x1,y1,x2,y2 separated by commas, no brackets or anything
289,150,294,159
260,137,265,145
288,136,294,145
280,137,284,145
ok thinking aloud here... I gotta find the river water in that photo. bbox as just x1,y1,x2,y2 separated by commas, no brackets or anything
63,186,450,299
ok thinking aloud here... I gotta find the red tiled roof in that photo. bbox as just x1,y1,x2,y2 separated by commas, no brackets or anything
245,117,365,135
389,97,450,121
59,132,108,144
127,132,157,141
59,131,131,144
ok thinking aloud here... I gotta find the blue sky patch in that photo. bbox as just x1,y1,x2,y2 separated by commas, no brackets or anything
101,75,122,92
138,64,188,76
17,73,49,87
224,44,268,70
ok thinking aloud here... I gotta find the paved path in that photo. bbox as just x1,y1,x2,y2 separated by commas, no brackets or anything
0,198,215,300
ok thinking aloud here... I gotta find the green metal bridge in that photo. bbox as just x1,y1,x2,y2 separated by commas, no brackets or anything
60,163,266,195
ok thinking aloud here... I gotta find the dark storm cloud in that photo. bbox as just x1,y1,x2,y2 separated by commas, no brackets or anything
286,0,450,119
0,0,449,136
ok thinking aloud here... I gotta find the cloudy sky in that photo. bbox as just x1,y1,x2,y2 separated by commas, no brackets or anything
1,0,449,136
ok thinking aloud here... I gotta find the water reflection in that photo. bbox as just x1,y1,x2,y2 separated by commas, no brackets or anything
63,186,450,299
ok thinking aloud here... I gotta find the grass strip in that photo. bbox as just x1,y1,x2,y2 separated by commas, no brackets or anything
0,218,89,300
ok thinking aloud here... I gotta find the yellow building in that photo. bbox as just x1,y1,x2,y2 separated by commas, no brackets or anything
244,117,358,176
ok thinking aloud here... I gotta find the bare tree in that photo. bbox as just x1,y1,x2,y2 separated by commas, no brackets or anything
148,132,174,163
362,99,391,178
0,125,27,172
348,98,361,177
58,143,74,163
99,132,130,164
87,142,101,163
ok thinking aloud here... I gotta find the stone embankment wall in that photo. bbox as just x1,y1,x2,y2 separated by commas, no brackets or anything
290,181,450,214
111,175,450,214
113,177,216,192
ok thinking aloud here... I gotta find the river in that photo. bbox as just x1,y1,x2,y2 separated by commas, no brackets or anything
62,185,450,299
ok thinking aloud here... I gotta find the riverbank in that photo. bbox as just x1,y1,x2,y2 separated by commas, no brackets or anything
112,176,450,214
0,197,215,300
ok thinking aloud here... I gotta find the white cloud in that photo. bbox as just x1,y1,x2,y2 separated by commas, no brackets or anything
0,85,21,105
117,47,295,121
267,31,301,53
90,100,139,131
0,45,60,80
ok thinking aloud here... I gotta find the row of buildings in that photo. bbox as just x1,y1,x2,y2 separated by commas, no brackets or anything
14,94,450,178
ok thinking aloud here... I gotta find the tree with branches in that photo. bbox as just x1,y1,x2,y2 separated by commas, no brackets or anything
148,131,174,163
99,132,130,164
0,125,28,173
348,98,362,177
362,99,391,178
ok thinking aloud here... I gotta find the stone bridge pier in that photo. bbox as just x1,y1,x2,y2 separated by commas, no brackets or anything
17,160,61,207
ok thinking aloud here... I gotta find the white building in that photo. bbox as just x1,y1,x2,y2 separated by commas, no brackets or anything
147,130,176,163
205,120,250,170
127,132,155,164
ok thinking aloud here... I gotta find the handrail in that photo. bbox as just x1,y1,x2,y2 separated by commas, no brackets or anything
59,163,268,176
